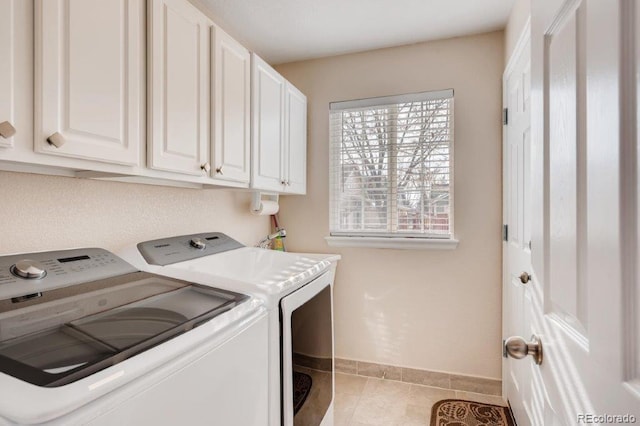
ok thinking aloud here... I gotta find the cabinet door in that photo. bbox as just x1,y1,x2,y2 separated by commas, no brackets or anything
0,0,31,150
211,27,250,183
284,83,307,194
149,0,210,176
35,0,144,165
251,54,285,191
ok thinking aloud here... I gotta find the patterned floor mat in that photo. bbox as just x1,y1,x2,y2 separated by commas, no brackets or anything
430,399,516,426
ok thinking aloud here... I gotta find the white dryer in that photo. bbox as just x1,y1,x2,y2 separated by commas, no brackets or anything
119,232,340,426
0,247,268,425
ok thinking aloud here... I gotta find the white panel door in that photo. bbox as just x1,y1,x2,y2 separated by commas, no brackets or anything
284,83,307,195
251,54,285,192
35,0,143,165
149,0,210,176
502,32,534,425
506,0,640,424
0,0,31,150
211,27,250,184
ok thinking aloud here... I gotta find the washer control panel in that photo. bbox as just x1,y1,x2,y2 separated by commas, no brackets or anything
137,232,244,266
0,248,136,300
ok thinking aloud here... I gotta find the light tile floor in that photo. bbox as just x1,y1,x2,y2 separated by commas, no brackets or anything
335,373,507,426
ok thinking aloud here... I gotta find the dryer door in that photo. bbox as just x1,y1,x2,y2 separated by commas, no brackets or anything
281,271,334,426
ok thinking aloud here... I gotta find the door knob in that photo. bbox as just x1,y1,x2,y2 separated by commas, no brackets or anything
503,335,543,365
0,121,16,138
519,271,531,284
201,162,211,173
215,166,223,175
47,132,66,148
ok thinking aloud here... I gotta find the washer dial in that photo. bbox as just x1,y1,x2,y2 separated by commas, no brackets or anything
10,259,47,279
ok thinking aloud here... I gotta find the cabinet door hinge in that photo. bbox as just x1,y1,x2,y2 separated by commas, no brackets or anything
502,108,508,125
503,224,509,242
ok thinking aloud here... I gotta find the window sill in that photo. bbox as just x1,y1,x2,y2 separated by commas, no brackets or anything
324,236,459,250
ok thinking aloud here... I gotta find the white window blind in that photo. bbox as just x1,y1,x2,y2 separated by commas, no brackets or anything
329,89,454,239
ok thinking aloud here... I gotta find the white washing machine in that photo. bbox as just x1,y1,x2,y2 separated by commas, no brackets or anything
119,232,340,426
0,247,268,425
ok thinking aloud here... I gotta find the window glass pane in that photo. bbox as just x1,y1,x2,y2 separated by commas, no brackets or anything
338,109,389,231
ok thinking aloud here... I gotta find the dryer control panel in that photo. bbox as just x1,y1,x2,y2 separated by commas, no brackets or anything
137,232,244,266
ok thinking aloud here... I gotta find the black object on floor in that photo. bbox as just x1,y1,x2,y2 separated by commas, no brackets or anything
293,371,312,414
430,399,516,426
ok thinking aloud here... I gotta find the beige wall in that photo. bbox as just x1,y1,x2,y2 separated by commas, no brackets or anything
0,171,269,254
504,0,530,65
276,31,504,379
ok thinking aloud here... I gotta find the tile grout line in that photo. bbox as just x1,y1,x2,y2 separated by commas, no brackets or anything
345,376,372,426
334,372,370,426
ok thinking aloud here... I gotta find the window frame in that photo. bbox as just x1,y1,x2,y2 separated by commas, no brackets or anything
326,89,458,250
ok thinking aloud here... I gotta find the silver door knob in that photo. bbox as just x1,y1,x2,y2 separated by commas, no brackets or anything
503,335,543,365
47,132,66,148
215,166,223,175
0,121,16,138
519,272,531,284
201,162,211,173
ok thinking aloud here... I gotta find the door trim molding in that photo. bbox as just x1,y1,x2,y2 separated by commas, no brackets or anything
620,0,638,384
504,18,531,79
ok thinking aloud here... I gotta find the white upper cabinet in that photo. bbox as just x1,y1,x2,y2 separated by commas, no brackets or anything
35,0,144,165
148,0,211,176
284,83,307,194
211,26,250,184
251,54,286,192
251,54,307,194
0,1,300,191
0,0,31,150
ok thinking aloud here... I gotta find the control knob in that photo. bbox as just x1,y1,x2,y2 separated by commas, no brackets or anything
189,238,207,250
10,259,47,279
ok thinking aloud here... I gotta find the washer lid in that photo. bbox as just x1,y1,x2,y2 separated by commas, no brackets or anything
0,272,248,387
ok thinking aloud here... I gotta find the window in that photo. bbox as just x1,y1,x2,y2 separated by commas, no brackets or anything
328,89,456,249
